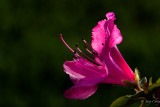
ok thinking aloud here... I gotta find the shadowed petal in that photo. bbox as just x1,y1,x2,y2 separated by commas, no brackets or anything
64,85,98,100
64,75,106,99
63,58,107,99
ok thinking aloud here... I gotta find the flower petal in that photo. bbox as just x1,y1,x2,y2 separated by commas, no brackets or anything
63,57,108,99
110,46,135,81
91,12,134,85
91,19,107,55
64,84,98,100
106,12,116,20
91,12,119,55
99,43,134,85
64,74,106,99
63,57,107,84
109,25,122,48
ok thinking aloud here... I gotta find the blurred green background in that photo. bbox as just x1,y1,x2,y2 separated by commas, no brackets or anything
0,0,160,107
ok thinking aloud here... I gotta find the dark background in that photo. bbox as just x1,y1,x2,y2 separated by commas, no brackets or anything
0,0,160,107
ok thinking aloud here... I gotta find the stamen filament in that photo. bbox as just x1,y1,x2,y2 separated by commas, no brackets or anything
82,37,98,55
82,37,93,50
85,46,93,55
59,34,74,53
76,43,98,64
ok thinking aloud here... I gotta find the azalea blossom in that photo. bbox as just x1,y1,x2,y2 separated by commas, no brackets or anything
60,12,135,100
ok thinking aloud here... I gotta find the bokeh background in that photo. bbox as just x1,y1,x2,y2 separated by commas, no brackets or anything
0,0,160,107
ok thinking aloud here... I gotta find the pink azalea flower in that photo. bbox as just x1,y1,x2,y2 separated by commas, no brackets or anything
60,12,135,100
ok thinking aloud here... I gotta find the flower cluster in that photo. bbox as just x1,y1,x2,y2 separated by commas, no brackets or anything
60,12,135,100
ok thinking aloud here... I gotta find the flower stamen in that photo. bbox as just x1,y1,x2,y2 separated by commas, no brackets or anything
59,34,74,53
85,46,93,55
76,43,98,64
82,37,93,50
82,37,98,56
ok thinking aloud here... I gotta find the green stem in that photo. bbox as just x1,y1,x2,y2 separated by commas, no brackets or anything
139,100,145,107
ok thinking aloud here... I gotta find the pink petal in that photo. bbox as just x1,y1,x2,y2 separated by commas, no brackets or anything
63,57,108,99
106,12,116,20
63,58,107,84
98,42,134,85
101,57,133,85
102,75,126,85
64,75,106,99
91,19,107,55
91,12,119,55
110,46,135,81
64,85,98,100
104,19,114,37
63,58,108,99
91,12,134,85
109,25,123,48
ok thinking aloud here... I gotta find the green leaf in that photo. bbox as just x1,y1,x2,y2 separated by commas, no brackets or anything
156,78,160,83
110,95,132,107
149,77,152,86
131,91,145,98
148,83,160,92
110,91,145,107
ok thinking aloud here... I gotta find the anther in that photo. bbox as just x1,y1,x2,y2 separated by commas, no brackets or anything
102,43,104,45
73,55,79,59
93,51,98,56
85,45,87,49
76,43,79,48
74,48,77,54
82,37,92,49
76,46,98,64
82,37,97,52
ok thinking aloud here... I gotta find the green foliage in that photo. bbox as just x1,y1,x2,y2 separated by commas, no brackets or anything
110,91,145,107
156,78,160,83
112,77,160,107
148,83,160,92
149,77,152,86
110,95,133,107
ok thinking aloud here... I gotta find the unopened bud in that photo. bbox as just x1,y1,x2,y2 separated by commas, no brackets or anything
135,68,140,84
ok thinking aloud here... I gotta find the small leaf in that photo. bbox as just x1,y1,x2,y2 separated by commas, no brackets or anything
149,77,152,86
135,68,140,84
110,95,132,107
110,91,145,107
123,80,137,89
131,91,145,99
156,78,160,83
140,77,148,89
148,83,160,92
